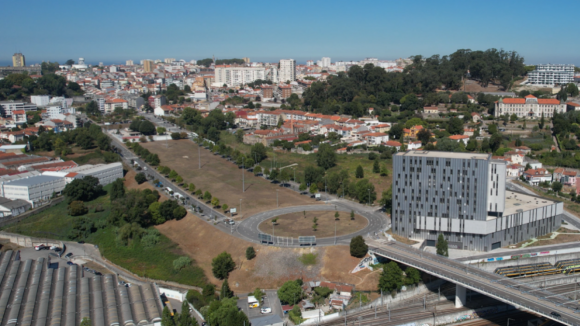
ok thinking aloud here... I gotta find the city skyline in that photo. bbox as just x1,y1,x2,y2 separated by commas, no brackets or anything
1,0,579,66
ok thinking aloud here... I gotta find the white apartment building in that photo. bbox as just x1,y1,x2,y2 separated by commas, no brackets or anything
45,162,124,187
527,64,575,86
214,65,266,87
96,98,106,114
2,175,66,207
494,95,565,119
30,95,50,107
164,58,176,64
279,59,296,82
321,57,331,68
266,66,279,83
126,60,134,66
0,101,37,117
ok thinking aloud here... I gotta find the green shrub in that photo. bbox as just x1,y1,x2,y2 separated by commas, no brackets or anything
173,256,192,271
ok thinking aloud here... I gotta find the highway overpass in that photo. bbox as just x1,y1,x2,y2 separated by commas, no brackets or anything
368,239,580,326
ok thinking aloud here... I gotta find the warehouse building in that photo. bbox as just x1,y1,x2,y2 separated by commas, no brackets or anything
0,251,163,326
2,175,66,207
392,151,563,251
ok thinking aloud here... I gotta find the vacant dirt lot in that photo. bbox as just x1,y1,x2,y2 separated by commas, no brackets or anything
258,211,367,238
156,212,378,292
142,140,320,218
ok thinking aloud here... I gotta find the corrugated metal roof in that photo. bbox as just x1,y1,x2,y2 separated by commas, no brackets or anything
4,175,63,187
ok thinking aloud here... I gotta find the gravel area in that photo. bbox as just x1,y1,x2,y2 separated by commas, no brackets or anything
253,247,325,280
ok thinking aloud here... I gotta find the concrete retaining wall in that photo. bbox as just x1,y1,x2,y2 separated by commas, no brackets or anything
412,304,515,326
0,231,61,248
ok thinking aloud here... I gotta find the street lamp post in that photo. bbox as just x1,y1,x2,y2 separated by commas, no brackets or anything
198,141,201,169
368,188,371,206
240,199,242,216
277,189,279,208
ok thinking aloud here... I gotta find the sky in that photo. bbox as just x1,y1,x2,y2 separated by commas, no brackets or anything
1,0,579,66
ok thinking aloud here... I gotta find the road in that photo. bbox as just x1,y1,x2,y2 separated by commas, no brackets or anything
236,204,384,246
104,116,389,247
369,240,580,326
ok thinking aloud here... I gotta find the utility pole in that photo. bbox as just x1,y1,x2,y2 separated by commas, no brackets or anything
335,220,337,244
368,188,371,206
277,189,279,208
198,141,201,169
240,199,242,216
242,157,245,193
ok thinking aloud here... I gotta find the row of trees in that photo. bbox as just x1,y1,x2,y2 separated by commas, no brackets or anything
0,72,83,101
127,142,160,165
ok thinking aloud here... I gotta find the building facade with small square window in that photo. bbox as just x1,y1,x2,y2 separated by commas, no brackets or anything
391,151,563,251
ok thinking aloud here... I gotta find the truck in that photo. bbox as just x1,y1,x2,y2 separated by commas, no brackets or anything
248,296,259,308
315,193,321,201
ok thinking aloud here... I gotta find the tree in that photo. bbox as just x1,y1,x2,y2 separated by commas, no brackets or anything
204,191,212,202
309,183,318,194
350,235,368,258
316,143,336,169
253,166,262,175
417,128,431,146
299,183,307,191
246,247,256,260
80,318,91,326
189,183,196,192
96,134,111,151
373,159,380,173
389,123,404,140
235,129,244,142
446,117,464,135
350,210,355,220
220,279,234,299
110,178,125,202
378,261,404,293
173,206,187,220
250,143,267,162
157,127,167,135
222,204,228,212
567,83,579,97
171,132,181,140
76,133,93,149
335,211,340,220
68,201,88,216
379,189,392,212
277,280,302,305
510,114,517,123
178,300,197,326
161,306,175,326
466,138,477,151
212,252,235,279
539,113,545,130
176,176,184,184
355,165,364,178
253,288,263,303
211,197,220,208
552,181,563,193
436,234,449,257
515,138,522,147
135,172,147,184
481,138,490,152
149,202,164,224
139,120,156,135
405,267,421,285
169,170,178,179
63,176,103,204
489,133,503,152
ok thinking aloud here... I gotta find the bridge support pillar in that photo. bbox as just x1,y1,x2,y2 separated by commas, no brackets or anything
455,284,467,308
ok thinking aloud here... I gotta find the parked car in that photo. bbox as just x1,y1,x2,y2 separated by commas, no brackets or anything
65,253,73,258
67,261,76,266
260,307,272,314
551,312,561,317
77,241,85,244
34,244,47,251
50,245,58,250
249,303,259,309
54,248,62,252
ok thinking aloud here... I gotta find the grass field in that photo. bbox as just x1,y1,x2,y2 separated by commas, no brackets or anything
141,140,321,218
221,132,394,197
35,146,120,165
258,211,367,238
4,184,207,287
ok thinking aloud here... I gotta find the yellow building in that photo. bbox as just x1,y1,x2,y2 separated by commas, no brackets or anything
12,53,25,67
403,125,424,139
143,60,154,72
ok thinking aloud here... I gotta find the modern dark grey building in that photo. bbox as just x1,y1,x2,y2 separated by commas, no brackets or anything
392,151,563,251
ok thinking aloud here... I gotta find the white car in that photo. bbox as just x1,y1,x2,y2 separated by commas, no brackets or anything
260,307,271,314
50,245,58,250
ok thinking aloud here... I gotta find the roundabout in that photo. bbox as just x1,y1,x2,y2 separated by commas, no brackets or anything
257,210,367,238
235,202,388,246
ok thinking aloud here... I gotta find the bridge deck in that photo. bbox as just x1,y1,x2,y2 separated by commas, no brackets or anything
368,240,580,326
